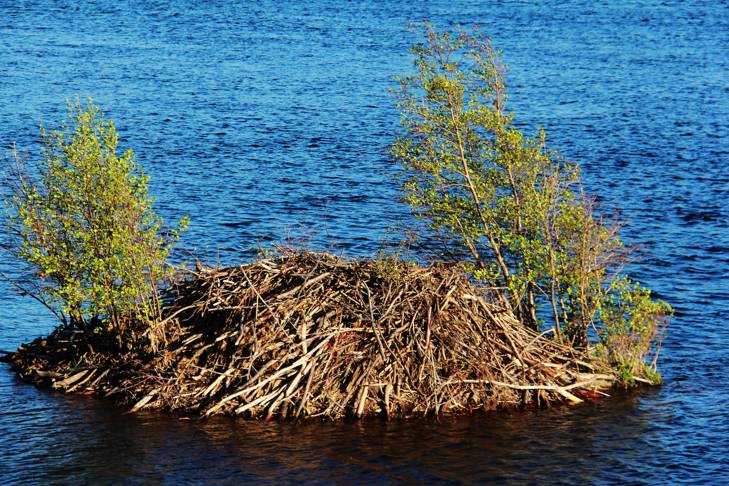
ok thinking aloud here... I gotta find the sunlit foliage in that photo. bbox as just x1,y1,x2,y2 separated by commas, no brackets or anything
391,25,670,379
4,100,188,342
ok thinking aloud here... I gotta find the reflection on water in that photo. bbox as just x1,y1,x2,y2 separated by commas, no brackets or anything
0,370,674,484
1,0,728,483
2,366,722,484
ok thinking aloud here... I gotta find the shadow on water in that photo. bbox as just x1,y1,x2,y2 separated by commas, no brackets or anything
0,366,669,484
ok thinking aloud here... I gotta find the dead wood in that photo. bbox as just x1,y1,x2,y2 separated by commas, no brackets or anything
6,250,616,419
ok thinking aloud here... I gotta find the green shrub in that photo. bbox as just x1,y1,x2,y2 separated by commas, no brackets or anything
391,24,670,365
596,278,670,384
4,100,188,343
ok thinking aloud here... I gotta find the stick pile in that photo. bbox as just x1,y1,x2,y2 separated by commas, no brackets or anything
6,250,615,419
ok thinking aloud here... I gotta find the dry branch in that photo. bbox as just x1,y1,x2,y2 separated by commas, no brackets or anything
5,250,616,419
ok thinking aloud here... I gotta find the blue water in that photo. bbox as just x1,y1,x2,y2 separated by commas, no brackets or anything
1,1,727,483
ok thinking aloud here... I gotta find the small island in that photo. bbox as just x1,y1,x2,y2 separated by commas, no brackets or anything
1,26,670,420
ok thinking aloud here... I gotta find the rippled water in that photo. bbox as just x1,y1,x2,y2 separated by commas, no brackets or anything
1,1,727,483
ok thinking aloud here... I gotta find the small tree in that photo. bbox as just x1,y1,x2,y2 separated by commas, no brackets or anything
392,25,669,376
4,100,188,344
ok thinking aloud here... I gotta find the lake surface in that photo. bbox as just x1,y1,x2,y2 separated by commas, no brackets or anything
1,1,727,483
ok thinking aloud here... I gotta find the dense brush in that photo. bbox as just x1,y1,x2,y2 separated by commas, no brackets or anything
7,250,615,420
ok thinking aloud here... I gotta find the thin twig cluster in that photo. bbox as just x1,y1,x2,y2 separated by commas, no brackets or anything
6,251,615,419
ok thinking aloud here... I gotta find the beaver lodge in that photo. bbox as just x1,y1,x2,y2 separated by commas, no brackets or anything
4,250,617,420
